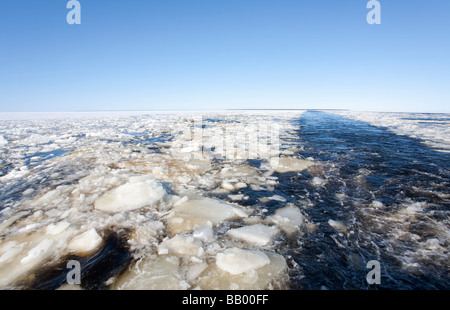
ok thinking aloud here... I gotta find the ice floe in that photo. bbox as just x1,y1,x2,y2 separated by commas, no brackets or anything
198,249,288,290
0,110,317,290
94,175,166,212
166,197,249,235
216,248,270,275
158,234,204,257
272,157,316,173
269,204,305,236
328,219,347,233
226,224,278,246
67,228,103,256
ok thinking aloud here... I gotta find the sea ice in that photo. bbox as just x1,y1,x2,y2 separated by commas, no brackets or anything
0,111,311,290
228,194,245,201
197,249,288,290
67,228,103,255
193,226,214,242
226,224,278,246
272,157,315,173
259,195,287,203
94,175,166,212
312,177,326,186
20,239,54,265
46,221,71,235
269,204,305,236
0,221,77,288
128,221,165,249
221,181,235,191
113,256,188,290
335,193,346,200
158,234,204,257
234,182,247,189
216,248,270,275
331,111,450,152
328,219,347,233
166,197,248,235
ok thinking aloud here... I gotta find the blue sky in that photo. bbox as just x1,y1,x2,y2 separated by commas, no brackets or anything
0,0,449,112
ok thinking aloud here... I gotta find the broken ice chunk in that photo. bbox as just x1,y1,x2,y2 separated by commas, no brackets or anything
328,219,347,233
113,256,188,290
46,221,71,236
271,157,315,173
94,175,165,212
228,194,244,201
216,248,270,275
312,177,326,186
197,248,288,289
269,204,304,236
166,198,248,235
226,224,278,246
335,193,346,200
234,182,247,189
221,181,235,191
21,239,54,265
193,226,214,242
0,242,23,264
67,228,103,256
259,195,287,203
22,188,34,196
158,234,204,257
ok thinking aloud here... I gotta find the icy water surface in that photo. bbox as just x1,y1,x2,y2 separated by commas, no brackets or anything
288,111,449,289
0,110,448,290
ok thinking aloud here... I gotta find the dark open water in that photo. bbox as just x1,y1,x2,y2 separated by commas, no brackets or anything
281,111,449,289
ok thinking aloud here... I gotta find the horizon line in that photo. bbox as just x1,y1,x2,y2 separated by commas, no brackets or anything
0,109,449,113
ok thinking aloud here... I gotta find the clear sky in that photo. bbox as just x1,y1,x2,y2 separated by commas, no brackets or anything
0,0,449,112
